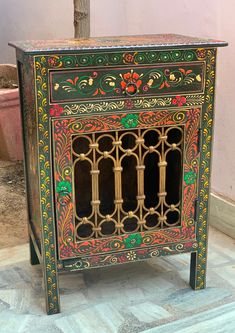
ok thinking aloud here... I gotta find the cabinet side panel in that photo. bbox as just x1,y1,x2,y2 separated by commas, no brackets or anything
18,59,41,251
190,48,217,289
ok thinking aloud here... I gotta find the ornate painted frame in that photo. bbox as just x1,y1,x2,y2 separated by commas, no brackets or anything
34,47,216,314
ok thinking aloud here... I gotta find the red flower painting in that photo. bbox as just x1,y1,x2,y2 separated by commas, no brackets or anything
172,95,187,106
49,104,64,117
196,49,207,59
48,57,57,67
123,53,135,64
124,99,134,109
120,71,142,93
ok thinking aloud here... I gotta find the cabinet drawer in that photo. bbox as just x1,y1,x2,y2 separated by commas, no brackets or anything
49,62,205,103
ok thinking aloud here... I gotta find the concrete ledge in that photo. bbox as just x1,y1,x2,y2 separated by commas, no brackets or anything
209,193,235,239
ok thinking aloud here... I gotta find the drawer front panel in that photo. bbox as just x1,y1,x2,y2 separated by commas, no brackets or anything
49,62,205,103
52,108,201,260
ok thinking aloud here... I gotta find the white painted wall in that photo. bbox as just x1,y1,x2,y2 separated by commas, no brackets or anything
0,0,73,63
90,0,219,38
0,0,234,200
90,0,235,200
212,2,235,201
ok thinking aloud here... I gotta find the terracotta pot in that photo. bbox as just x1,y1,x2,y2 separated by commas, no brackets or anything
0,88,23,161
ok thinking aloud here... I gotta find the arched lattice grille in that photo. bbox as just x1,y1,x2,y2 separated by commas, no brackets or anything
72,126,184,241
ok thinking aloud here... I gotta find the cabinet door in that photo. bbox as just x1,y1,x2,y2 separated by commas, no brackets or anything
52,108,200,261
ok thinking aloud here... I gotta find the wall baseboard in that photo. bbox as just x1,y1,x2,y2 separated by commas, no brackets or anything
209,193,235,239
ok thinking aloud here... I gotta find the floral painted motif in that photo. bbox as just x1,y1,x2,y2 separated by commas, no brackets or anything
123,53,136,64
54,119,69,132
184,171,197,185
124,99,134,110
48,57,58,67
172,95,187,107
120,70,143,93
126,251,137,261
196,48,207,59
124,234,143,248
56,180,72,193
49,104,64,117
120,114,139,128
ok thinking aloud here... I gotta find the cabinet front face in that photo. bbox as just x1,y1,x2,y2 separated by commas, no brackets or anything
52,107,200,260
32,46,216,271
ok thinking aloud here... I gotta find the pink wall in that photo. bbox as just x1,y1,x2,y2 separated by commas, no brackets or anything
212,2,235,201
0,0,73,63
0,0,233,200
90,0,219,37
91,0,234,201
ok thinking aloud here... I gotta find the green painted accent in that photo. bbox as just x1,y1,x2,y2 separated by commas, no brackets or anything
48,49,201,69
184,171,197,185
56,180,72,193
124,234,143,248
121,114,139,128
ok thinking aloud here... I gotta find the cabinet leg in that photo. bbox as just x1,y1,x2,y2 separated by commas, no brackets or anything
29,236,40,265
41,248,61,314
43,269,60,315
190,251,207,290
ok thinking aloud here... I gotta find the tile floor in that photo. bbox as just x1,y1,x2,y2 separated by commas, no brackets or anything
0,226,235,333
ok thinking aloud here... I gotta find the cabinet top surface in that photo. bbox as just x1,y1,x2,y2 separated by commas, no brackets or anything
9,34,227,54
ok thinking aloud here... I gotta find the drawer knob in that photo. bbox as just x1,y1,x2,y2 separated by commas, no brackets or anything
125,82,138,96
57,191,71,206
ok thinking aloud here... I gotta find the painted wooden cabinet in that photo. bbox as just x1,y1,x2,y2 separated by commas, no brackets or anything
10,34,227,314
